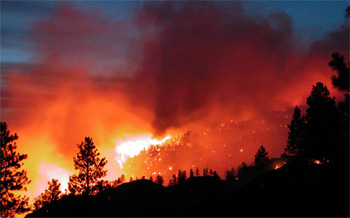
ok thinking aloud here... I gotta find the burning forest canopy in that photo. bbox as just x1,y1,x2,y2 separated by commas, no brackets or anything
1,1,349,206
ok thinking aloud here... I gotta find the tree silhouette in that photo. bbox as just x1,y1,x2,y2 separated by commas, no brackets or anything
328,52,349,92
68,137,107,195
119,174,125,183
254,145,270,168
304,82,341,161
213,171,220,179
195,167,200,177
155,174,164,186
237,162,248,179
225,168,235,182
168,174,177,186
285,106,306,157
345,5,349,19
33,179,62,210
178,170,187,184
94,180,112,193
1,122,31,218
189,169,194,179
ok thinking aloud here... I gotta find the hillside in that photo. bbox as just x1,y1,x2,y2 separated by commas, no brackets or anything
26,161,349,217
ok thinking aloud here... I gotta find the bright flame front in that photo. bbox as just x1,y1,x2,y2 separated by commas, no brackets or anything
115,134,171,168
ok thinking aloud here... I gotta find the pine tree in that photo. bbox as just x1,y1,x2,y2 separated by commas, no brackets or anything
94,180,111,194
237,162,248,179
155,174,164,186
168,174,177,186
285,106,306,157
119,174,125,183
68,137,107,195
254,145,270,168
189,169,194,179
33,179,62,210
195,167,200,177
328,52,349,92
225,168,235,182
178,170,187,184
1,122,31,218
304,82,341,161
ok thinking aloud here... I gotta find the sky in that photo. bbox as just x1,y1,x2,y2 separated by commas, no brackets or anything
1,1,348,63
0,0,349,203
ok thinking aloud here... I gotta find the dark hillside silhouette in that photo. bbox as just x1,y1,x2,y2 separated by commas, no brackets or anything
26,161,349,217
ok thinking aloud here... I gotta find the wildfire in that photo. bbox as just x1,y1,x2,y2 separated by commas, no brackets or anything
37,162,71,195
115,134,171,168
314,160,321,164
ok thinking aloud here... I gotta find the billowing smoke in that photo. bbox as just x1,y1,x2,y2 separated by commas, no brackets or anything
130,2,348,134
1,2,348,199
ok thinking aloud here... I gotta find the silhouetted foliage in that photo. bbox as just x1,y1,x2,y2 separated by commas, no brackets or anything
203,168,209,176
26,162,349,217
304,83,341,161
178,170,187,184
119,174,125,183
168,174,177,186
254,145,270,168
336,93,350,161
189,169,194,179
328,52,349,92
155,174,164,186
213,171,220,179
195,167,200,177
68,137,107,195
345,5,350,19
237,162,248,179
1,122,31,218
33,179,62,210
285,106,306,157
225,168,235,182
95,180,112,193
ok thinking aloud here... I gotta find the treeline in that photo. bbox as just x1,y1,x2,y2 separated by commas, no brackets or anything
1,49,349,217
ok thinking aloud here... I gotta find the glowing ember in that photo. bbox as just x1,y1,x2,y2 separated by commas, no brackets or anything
115,134,171,168
275,165,280,169
314,160,321,164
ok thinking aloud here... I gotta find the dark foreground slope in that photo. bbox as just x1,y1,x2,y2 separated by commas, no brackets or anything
27,162,349,217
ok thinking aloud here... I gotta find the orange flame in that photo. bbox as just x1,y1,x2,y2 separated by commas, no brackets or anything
115,134,171,168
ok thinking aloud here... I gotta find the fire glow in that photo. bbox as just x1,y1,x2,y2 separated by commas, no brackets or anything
115,134,171,168
1,1,348,204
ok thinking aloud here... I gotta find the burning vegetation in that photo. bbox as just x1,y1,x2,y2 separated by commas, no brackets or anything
1,2,349,217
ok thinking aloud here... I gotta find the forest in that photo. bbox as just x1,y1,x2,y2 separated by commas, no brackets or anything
1,3,349,218
1,49,349,217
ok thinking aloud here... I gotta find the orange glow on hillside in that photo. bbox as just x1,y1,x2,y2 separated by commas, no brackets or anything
115,134,171,168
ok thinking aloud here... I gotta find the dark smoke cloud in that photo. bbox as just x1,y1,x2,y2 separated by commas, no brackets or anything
2,1,348,148
130,2,300,134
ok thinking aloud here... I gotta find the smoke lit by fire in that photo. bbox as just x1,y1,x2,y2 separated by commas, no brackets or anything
1,1,348,202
